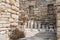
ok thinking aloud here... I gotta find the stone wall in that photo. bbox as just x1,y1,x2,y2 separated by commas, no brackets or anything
0,0,19,40
56,0,60,40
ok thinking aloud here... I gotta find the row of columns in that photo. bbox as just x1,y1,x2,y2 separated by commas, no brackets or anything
24,20,56,31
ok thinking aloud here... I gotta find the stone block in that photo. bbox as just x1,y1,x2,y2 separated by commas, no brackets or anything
56,2,60,6
8,9,17,14
10,22,18,26
1,14,10,18
4,3,11,8
57,32,60,36
0,18,8,21
0,21,9,24
57,27,60,36
0,32,9,40
57,13,60,20
0,28,11,31
11,5,19,12
9,0,15,5
14,2,19,7
0,5,5,12
0,12,6,15
0,12,10,15
0,0,5,2
19,10,24,12
12,14,19,19
5,0,10,3
57,20,60,26
57,6,60,12
2,24,10,27
9,18,18,23
15,0,19,2
57,27,60,32
56,0,60,3
9,18,14,22
29,1,36,5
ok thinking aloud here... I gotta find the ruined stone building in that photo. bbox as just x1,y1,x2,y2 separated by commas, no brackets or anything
0,0,60,40
20,0,57,40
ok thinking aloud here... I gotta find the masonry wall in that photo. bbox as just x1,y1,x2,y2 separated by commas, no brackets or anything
56,0,60,40
0,0,19,40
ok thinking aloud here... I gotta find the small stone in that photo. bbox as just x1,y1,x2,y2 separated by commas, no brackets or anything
5,0,10,3
0,21,9,23
0,18,8,21
1,14,10,18
57,20,60,26
7,9,17,14
11,5,19,12
0,6,5,12
12,14,19,19
9,0,15,5
14,2,19,7
2,24,10,27
11,22,18,26
9,18,14,22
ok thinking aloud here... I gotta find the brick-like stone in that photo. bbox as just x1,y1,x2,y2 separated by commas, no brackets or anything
57,13,60,20
3,3,11,8
56,0,60,2
9,18,14,22
7,9,17,13
0,18,8,21
57,27,60,31
57,20,60,26
29,1,36,5
5,0,10,3
57,27,60,39
0,21,9,24
11,5,19,12
57,32,60,36
10,22,18,26
2,24,10,27
0,5,5,12
9,0,15,5
12,14,19,19
57,6,60,12
14,2,19,7
0,28,11,31
1,14,10,18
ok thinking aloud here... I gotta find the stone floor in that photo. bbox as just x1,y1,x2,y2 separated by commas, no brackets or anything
20,37,45,40
0,32,8,40
0,30,57,40
20,31,57,40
